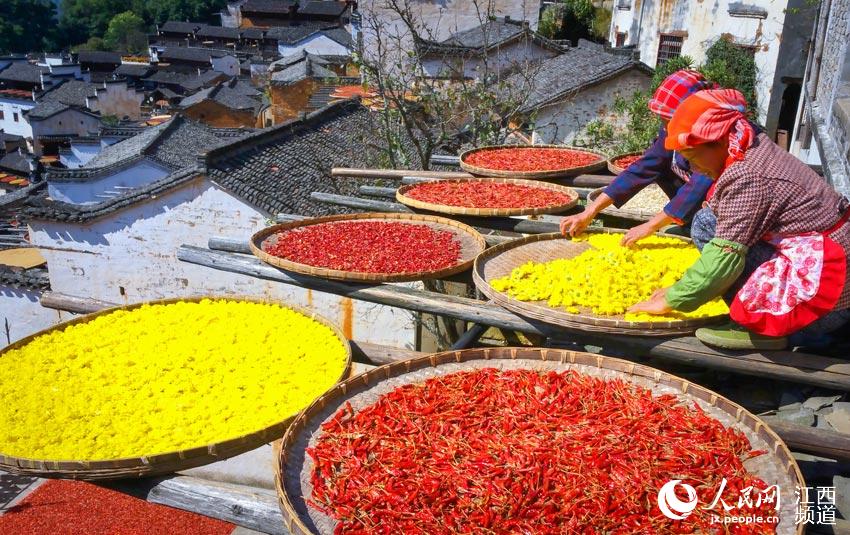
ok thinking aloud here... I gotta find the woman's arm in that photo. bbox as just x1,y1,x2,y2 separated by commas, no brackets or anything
560,191,614,237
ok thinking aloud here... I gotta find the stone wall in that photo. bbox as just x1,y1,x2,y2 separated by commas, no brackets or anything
269,78,319,124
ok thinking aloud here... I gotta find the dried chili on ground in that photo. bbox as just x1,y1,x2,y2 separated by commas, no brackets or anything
614,154,642,169
405,181,574,209
264,221,461,273
465,147,599,172
308,368,778,534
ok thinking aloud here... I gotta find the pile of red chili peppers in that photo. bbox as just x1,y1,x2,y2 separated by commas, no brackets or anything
614,154,642,169
265,221,461,273
308,369,778,534
405,181,574,209
464,147,599,172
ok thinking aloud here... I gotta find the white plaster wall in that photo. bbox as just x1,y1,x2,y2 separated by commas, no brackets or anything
28,177,418,349
420,40,558,80
47,160,172,204
70,143,102,166
89,83,144,120
0,97,35,139
0,288,77,345
608,0,790,125
278,35,352,57
531,70,652,144
211,56,240,76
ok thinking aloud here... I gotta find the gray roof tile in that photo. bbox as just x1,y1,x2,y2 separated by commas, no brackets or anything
0,62,46,84
299,1,348,17
242,0,296,14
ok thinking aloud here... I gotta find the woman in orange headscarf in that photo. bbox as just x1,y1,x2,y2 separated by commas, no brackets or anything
629,89,850,348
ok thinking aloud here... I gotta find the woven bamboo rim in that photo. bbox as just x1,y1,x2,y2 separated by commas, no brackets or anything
459,144,607,179
275,347,804,535
588,186,662,222
395,177,579,217
250,212,487,283
607,150,643,175
473,229,727,336
0,296,352,481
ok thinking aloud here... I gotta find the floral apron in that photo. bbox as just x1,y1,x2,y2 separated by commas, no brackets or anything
730,211,850,337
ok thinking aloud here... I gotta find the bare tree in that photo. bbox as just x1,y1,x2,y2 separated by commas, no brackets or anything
355,0,545,170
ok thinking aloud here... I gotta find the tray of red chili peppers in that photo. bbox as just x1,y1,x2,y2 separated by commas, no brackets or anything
607,151,643,175
459,145,607,179
276,348,803,535
395,178,579,217
250,212,487,282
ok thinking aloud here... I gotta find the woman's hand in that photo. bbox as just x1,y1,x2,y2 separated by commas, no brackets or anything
628,288,673,315
620,222,656,247
560,211,593,237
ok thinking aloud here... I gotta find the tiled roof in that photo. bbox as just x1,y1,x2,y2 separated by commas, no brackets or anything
506,43,650,113
299,1,348,17
0,151,33,174
320,27,353,48
83,123,171,169
728,2,768,18
115,64,154,78
25,100,72,120
180,79,263,113
0,265,50,291
266,24,329,44
143,69,226,91
37,80,98,108
77,50,122,65
160,21,203,34
417,17,562,56
204,99,420,216
241,27,266,40
0,62,46,84
197,25,242,40
241,0,296,14
271,52,337,84
159,47,229,64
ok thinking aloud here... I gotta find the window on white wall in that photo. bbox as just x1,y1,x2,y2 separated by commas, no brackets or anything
0,110,4,120
12,112,19,123
657,34,684,65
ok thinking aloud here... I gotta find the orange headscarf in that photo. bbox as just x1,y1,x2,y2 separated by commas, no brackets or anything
665,89,755,169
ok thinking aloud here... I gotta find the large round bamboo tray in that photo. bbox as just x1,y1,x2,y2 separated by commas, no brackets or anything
275,347,804,535
473,230,727,336
395,177,579,217
588,186,667,222
459,145,607,179
0,296,352,481
250,212,486,283
607,150,643,175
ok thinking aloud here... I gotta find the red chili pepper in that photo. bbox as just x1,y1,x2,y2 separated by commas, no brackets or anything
308,369,779,534
406,181,574,209
615,154,642,169
465,148,599,172
264,221,461,273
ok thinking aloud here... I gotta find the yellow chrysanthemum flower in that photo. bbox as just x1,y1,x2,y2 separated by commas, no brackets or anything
0,299,347,461
492,234,729,322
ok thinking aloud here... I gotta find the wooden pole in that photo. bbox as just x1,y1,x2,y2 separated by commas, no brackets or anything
177,246,850,391
331,167,472,179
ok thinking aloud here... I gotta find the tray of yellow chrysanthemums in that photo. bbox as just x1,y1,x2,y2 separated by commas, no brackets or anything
473,230,729,336
0,297,351,480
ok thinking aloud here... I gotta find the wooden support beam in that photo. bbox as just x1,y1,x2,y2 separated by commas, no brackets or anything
350,340,425,365
401,175,612,189
761,417,850,462
310,192,567,234
331,167,472,179
430,154,460,166
40,292,118,314
359,185,397,199
178,246,850,391
104,476,287,535
451,323,488,350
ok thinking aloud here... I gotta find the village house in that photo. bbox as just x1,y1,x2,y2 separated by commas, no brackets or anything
76,51,123,83
0,90,36,142
504,40,651,144
6,101,418,349
141,69,228,96
273,26,353,57
179,79,270,128
609,0,816,139
152,47,242,77
416,16,563,80
268,51,342,123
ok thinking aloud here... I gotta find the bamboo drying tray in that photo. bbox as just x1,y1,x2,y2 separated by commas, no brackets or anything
0,296,352,480
395,177,579,217
275,347,804,535
459,145,607,179
250,212,486,283
473,230,727,336
607,151,643,175
588,186,667,222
